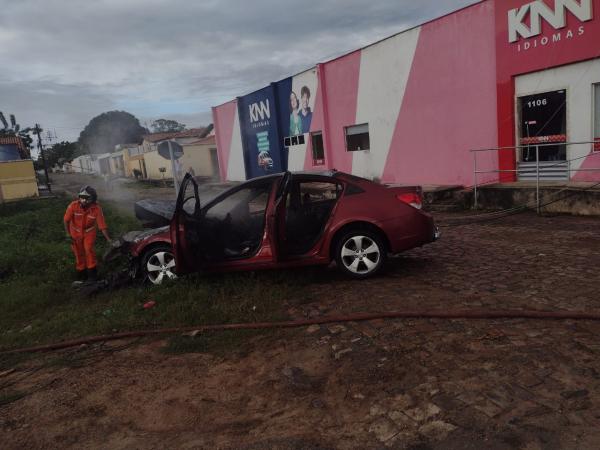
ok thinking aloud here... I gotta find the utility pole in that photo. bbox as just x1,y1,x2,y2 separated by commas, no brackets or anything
34,124,51,193
167,140,179,196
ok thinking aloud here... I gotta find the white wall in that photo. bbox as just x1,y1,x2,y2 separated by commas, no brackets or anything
353,27,420,180
227,112,246,181
515,57,600,173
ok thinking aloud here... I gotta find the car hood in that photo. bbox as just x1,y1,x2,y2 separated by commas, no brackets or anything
124,225,170,243
135,199,175,227
103,226,170,262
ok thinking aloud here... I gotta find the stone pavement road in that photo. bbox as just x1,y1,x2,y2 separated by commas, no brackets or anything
284,211,600,448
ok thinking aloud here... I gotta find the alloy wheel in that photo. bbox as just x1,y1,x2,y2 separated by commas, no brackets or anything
146,251,177,285
340,235,381,275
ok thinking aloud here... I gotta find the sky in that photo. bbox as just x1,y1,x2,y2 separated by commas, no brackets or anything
0,0,478,144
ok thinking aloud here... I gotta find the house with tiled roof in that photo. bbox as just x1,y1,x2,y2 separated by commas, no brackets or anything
0,135,38,202
140,125,219,180
140,126,213,150
0,135,30,161
180,134,220,179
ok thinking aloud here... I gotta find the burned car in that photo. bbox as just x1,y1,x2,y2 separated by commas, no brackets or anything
112,170,439,285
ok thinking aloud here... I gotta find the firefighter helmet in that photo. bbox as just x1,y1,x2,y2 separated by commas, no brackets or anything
78,186,97,203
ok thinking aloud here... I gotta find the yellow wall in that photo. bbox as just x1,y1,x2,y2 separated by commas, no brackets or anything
122,151,131,177
144,150,173,179
180,143,219,177
126,155,146,178
0,160,39,203
142,144,219,180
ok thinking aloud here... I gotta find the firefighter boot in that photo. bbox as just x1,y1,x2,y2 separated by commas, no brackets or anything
71,270,88,289
87,267,98,282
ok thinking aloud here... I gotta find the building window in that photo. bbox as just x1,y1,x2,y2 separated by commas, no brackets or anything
311,132,325,165
345,123,370,151
594,83,600,152
284,134,306,147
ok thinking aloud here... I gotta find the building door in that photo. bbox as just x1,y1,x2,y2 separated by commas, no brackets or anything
518,90,567,162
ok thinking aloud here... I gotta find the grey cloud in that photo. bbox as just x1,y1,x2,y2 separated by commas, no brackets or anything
0,0,478,142
0,80,115,141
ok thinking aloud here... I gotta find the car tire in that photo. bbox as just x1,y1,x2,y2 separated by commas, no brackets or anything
335,229,386,279
141,244,177,285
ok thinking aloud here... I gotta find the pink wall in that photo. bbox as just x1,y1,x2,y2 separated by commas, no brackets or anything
320,51,362,174
212,100,237,181
572,152,600,182
382,1,498,186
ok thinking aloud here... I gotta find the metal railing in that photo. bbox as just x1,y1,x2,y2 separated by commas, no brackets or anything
471,140,600,213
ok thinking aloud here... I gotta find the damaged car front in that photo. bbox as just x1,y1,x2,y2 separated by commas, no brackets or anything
104,226,174,284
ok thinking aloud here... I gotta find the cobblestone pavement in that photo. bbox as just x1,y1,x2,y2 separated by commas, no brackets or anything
282,211,600,448
2,211,600,449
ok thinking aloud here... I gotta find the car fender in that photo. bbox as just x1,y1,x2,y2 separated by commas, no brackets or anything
323,216,389,260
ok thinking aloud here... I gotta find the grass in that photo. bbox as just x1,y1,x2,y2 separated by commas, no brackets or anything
0,196,307,357
121,178,171,190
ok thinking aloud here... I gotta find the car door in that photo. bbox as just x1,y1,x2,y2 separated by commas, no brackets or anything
268,171,291,262
173,174,280,273
278,175,343,257
171,173,202,273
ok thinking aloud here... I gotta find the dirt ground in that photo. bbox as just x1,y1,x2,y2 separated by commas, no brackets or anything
2,176,600,449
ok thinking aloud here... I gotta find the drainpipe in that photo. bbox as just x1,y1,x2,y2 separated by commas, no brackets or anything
317,63,334,169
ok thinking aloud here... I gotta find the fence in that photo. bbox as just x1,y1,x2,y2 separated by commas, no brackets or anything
471,140,600,213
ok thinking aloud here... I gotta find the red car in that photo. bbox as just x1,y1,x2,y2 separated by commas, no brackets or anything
123,171,439,285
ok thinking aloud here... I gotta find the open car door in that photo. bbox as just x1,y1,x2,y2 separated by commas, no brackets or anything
268,171,291,262
170,173,201,274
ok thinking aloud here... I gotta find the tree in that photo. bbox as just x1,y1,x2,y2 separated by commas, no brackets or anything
46,141,79,168
78,111,147,154
0,111,33,155
151,119,186,133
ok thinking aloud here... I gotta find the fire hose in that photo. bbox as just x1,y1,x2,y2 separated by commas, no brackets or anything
2,309,600,355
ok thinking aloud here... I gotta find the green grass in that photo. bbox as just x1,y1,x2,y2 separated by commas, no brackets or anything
0,197,305,356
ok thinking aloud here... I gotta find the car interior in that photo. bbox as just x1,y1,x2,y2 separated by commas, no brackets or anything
189,181,272,262
283,180,340,256
179,175,340,264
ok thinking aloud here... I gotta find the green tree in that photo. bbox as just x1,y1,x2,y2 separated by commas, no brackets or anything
46,141,79,168
151,119,186,133
78,111,147,154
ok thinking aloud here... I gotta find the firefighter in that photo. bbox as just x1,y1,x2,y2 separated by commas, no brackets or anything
63,186,111,282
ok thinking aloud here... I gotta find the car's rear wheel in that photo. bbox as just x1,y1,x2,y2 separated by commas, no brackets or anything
142,245,177,285
335,230,386,279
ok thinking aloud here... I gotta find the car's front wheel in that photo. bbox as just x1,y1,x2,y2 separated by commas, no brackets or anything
141,245,177,285
335,230,386,279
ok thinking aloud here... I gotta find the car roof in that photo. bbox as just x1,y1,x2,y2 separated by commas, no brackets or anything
239,170,374,187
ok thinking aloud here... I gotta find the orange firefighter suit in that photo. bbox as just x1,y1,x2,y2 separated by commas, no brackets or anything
64,201,107,271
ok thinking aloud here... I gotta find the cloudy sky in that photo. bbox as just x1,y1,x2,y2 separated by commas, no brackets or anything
0,0,477,143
